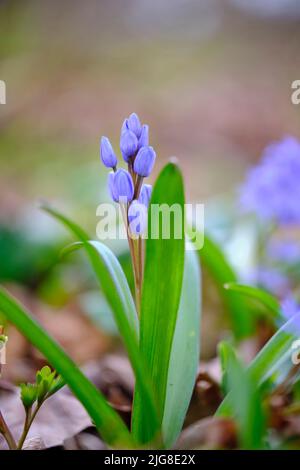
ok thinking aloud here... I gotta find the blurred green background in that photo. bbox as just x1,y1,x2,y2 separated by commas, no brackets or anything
1,0,300,371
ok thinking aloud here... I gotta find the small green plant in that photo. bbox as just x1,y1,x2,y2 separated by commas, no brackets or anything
0,351,64,450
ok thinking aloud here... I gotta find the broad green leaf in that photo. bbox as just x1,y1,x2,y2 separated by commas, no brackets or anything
42,205,159,437
132,163,185,445
225,342,266,449
197,233,253,339
224,283,281,319
162,242,201,448
217,312,300,417
0,287,132,447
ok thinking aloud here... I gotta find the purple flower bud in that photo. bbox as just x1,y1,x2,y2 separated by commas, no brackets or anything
112,168,134,203
108,171,118,202
127,113,142,139
128,199,148,235
139,184,152,207
121,118,129,134
134,146,156,177
100,137,117,168
138,124,149,150
120,129,138,162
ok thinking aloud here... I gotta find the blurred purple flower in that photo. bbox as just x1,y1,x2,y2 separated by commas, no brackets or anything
246,266,290,296
281,296,299,321
240,136,300,225
267,239,300,264
280,296,300,336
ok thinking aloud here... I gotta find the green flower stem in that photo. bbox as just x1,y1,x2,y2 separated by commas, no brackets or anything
0,411,17,450
17,403,42,450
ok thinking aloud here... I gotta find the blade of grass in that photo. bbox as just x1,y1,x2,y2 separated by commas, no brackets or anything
225,342,266,449
224,282,281,319
195,233,253,339
0,287,132,447
162,242,201,447
132,163,185,445
42,205,159,439
217,312,300,417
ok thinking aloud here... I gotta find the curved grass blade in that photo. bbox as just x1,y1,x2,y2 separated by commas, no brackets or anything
197,233,253,339
41,205,159,438
132,163,185,445
0,287,132,447
162,242,201,448
224,283,281,319
217,312,300,417
225,342,266,449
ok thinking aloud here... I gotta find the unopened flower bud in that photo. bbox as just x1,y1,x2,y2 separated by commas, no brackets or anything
127,113,142,139
120,129,138,162
139,184,152,207
108,171,118,202
134,146,156,177
138,124,149,150
128,200,148,235
100,137,117,168
109,168,134,203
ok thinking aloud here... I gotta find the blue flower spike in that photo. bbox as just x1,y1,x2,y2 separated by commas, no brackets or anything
100,137,117,169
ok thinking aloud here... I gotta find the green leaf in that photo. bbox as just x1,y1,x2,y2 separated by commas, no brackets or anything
20,383,37,409
217,312,300,417
0,286,133,447
132,162,185,445
162,242,201,448
225,342,266,449
42,205,159,438
224,283,281,319
48,375,65,397
197,233,253,339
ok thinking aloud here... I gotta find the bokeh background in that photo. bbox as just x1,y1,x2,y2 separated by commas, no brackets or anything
1,0,300,380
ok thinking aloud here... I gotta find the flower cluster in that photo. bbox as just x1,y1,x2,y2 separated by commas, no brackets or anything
240,136,300,225
100,113,156,235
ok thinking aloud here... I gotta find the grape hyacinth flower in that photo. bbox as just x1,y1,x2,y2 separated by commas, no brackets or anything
100,113,156,313
240,136,300,225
